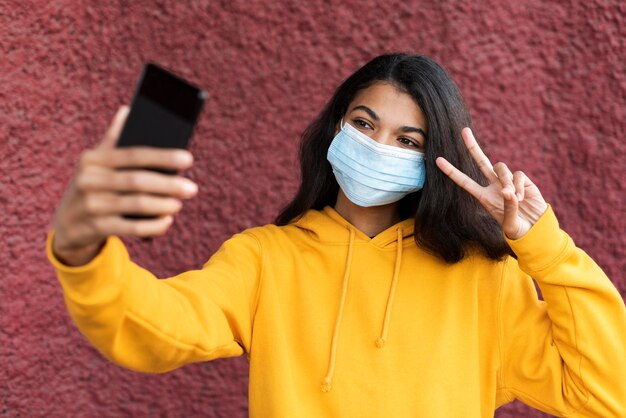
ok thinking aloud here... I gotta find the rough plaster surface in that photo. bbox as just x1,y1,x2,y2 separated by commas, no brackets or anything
1,0,624,417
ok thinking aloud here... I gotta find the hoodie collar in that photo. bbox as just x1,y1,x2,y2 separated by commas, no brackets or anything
294,206,415,248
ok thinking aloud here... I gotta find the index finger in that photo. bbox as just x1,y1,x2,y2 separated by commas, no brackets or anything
461,128,497,183
81,146,194,171
436,156,485,201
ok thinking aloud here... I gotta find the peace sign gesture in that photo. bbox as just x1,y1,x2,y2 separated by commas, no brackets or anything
436,128,548,240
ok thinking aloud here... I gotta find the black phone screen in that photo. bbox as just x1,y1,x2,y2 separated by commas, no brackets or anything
115,63,206,220
116,63,206,150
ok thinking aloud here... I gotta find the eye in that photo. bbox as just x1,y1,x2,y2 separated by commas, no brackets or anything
397,136,423,150
352,118,373,130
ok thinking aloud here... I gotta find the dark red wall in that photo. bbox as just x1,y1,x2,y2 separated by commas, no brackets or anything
1,1,624,417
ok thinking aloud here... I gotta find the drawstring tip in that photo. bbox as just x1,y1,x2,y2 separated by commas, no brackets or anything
375,337,386,348
321,378,332,392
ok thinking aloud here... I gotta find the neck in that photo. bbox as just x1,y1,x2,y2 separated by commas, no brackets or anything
334,190,401,237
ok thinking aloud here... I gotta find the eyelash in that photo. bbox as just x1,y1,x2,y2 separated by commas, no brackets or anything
352,118,422,149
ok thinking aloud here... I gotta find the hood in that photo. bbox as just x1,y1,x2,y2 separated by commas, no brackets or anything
293,206,415,248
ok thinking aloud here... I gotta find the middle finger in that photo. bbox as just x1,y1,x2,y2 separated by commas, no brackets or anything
82,147,194,172
461,128,498,183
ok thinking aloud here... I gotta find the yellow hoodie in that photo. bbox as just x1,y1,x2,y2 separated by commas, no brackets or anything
47,206,626,417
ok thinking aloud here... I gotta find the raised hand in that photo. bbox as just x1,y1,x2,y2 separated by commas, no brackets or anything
435,127,548,240
52,106,198,266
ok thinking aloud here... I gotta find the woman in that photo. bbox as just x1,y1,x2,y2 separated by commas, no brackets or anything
49,54,626,417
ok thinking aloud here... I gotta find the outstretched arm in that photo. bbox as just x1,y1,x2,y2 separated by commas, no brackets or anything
47,230,262,373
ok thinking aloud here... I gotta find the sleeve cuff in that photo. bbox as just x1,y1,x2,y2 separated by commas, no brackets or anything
46,231,114,274
46,231,129,301
504,205,574,275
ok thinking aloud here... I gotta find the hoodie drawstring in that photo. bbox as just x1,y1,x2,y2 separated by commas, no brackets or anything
321,228,355,393
375,227,403,348
321,226,405,392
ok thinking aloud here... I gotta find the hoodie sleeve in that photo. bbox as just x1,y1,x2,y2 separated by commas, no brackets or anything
497,206,626,417
46,231,263,373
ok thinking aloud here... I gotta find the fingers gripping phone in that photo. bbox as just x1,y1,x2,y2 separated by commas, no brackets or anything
116,63,206,218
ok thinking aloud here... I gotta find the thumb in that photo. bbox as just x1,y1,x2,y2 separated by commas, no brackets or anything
97,106,130,149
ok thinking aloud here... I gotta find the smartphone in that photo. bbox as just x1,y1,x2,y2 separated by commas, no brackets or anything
116,63,206,218
117,62,206,161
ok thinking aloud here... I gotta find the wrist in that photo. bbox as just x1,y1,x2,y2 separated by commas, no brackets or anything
530,201,549,224
52,237,105,267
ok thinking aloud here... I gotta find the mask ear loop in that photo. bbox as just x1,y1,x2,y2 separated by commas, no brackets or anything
334,118,346,136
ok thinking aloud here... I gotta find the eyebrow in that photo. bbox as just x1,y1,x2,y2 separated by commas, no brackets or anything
350,105,427,138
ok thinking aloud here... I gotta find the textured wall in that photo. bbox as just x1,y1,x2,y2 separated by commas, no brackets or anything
1,0,624,416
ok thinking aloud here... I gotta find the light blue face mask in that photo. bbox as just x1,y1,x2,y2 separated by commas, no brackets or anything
327,120,426,207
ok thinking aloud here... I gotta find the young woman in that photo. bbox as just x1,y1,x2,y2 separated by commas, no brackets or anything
49,54,626,417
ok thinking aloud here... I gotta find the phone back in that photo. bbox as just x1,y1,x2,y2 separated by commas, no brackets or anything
117,63,206,150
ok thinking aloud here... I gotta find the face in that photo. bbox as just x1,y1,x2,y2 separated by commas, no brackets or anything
341,82,427,152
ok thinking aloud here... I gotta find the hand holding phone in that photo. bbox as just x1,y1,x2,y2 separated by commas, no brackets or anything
52,106,199,265
51,64,206,265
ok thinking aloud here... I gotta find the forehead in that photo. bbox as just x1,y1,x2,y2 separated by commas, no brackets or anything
349,82,427,129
